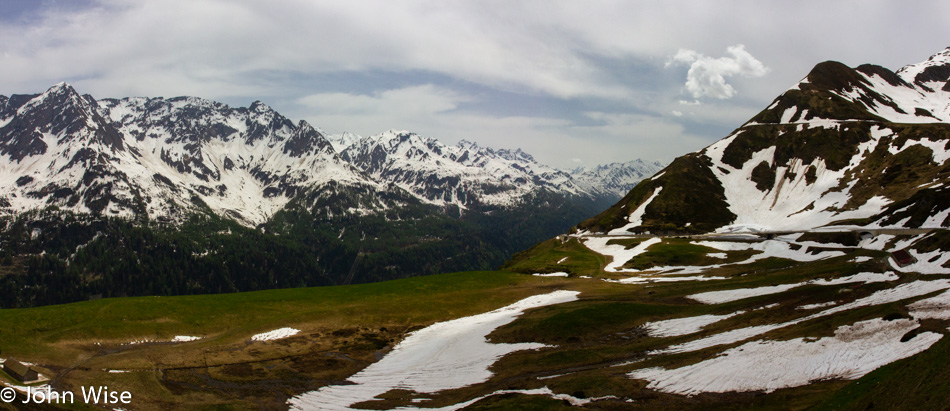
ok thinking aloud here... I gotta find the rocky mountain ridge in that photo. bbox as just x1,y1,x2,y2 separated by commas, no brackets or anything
0,83,658,226
579,47,950,235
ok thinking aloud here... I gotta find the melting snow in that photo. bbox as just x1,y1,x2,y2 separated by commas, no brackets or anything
890,249,950,274
796,301,837,310
643,312,745,338
287,290,580,410
533,272,569,277
663,279,950,355
908,289,950,320
583,237,662,272
687,272,896,304
609,187,663,235
630,318,941,395
251,327,300,342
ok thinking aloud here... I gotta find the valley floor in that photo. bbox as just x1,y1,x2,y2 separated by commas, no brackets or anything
3,228,950,410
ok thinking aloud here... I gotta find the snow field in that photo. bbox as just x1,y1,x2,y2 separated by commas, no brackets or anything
630,318,941,396
643,311,745,338
687,272,897,304
287,290,580,410
890,249,950,274
583,237,662,272
651,279,950,359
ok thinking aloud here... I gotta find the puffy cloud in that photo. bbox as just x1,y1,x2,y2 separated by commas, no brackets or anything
668,45,769,99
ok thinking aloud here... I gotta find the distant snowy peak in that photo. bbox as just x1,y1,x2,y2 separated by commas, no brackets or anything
340,130,594,209
569,159,666,197
1,83,647,226
325,131,362,153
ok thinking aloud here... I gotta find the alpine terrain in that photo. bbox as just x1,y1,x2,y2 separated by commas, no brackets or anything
0,83,644,307
4,50,950,410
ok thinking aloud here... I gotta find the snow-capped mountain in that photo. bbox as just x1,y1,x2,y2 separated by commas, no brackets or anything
325,131,362,153
569,159,666,198
0,82,375,225
1,83,649,226
579,47,950,235
336,130,604,210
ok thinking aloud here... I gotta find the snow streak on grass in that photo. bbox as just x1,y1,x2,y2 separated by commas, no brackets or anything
288,290,580,410
631,318,941,396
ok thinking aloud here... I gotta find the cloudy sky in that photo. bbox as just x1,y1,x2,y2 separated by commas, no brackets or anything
2,0,948,168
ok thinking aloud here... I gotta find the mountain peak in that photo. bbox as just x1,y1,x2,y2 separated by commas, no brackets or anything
896,47,950,85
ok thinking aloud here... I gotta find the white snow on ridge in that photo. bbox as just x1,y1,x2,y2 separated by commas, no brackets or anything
704,126,895,233
251,327,300,342
288,290,580,411
630,318,941,396
583,237,662,272
609,187,663,235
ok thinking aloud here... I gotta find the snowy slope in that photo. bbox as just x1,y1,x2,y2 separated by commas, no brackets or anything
0,84,638,226
339,130,608,209
580,47,950,234
0,83,376,225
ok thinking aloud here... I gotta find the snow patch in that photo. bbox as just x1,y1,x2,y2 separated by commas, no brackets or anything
609,187,663,235
688,272,897,304
251,327,300,342
643,312,744,338
533,272,569,277
287,290,580,410
630,318,941,395
583,237,662,272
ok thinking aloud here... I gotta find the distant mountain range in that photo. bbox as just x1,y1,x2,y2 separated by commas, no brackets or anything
0,83,660,223
0,83,661,306
579,47,950,235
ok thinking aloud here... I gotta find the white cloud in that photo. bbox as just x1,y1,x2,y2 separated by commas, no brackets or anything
668,45,769,99
672,110,683,117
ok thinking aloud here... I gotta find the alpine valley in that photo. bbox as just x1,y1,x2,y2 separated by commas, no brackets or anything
0,83,661,307
3,49,950,410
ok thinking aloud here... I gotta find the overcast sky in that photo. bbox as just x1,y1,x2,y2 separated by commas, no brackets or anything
1,0,948,168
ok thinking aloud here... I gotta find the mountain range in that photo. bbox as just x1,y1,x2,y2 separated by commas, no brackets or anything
0,83,661,306
5,47,950,411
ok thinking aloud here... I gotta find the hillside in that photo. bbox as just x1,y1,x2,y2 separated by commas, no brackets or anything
577,48,950,236
4,49,950,411
0,84,657,306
